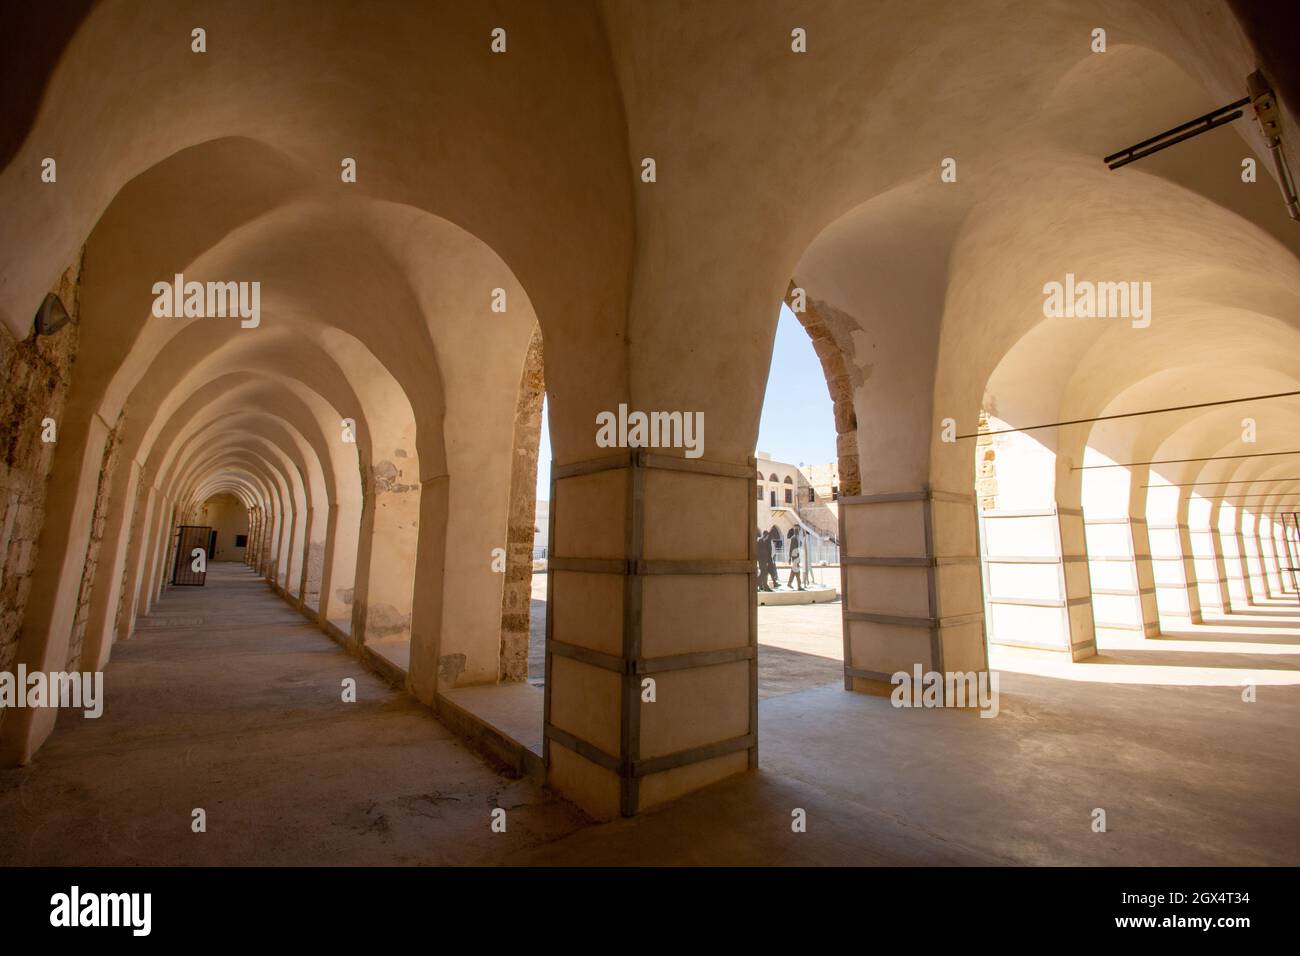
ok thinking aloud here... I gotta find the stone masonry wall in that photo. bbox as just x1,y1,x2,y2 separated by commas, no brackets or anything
0,257,82,679
113,476,147,641
499,325,544,682
785,282,861,496
67,412,124,670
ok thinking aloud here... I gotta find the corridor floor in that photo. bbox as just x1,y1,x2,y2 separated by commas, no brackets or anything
0,564,587,865
1,563,1296,866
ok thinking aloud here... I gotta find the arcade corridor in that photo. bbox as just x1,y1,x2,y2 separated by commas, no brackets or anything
2,2,1298,896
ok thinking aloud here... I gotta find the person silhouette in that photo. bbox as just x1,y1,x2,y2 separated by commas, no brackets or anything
764,528,781,590
756,530,774,591
786,527,804,591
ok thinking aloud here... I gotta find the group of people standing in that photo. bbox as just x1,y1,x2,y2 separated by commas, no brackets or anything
756,526,803,592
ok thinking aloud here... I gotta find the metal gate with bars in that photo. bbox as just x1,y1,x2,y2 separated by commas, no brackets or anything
171,525,213,586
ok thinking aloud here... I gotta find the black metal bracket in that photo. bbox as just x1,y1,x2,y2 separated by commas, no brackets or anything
1104,97,1249,170
1104,70,1299,222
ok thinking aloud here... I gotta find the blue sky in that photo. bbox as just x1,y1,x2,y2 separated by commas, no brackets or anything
536,303,837,497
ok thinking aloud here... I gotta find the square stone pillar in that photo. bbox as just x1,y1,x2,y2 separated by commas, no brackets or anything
1257,518,1286,597
1272,516,1298,592
1189,521,1232,616
978,504,1093,661
284,510,304,597
1283,515,1300,592
264,510,278,580
1232,522,1253,606
1085,516,1159,640
840,488,986,689
1148,520,1202,624
1129,516,1162,636
1240,513,1269,602
251,508,264,571
142,493,170,613
117,484,159,641
408,476,449,706
1220,519,1252,609
544,451,756,820
245,508,257,566
81,460,145,672
1057,509,1098,657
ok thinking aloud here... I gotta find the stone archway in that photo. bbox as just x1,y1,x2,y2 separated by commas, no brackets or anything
499,325,545,682
783,282,860,497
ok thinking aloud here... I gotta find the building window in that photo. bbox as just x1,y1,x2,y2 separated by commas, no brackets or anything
768,473,778,483
784,488,792,504
756,484,763,500
783,475,793,484
235,534,248,547
832,486,839,501
808,488,815,503
770,490,777,507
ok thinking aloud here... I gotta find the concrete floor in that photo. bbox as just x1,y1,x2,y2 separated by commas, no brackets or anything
2,562,1296,866
0,564,587,865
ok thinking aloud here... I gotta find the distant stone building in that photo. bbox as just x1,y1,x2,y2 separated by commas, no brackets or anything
756,452,840,561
